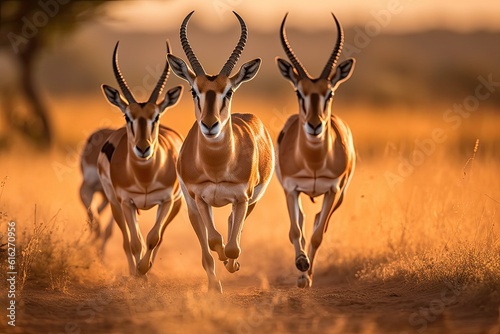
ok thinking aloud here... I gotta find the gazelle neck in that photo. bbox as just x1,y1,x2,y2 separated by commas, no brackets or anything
297,115,334,167
197,118,235,168
127,139,161,181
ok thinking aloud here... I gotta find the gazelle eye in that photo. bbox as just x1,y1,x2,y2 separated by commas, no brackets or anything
153,114,160,124
225,89,233,99
124,114,132,123
295,90,303,100
191,88,197,99
326,91,333,100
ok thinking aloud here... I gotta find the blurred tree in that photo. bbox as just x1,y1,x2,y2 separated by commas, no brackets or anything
0,0,109,149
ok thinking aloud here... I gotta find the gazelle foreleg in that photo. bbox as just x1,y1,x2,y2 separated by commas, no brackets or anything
137,198,176,275
184,187,221,293
300,189,339,288
150,198,182,264
121,200,145,274
195,196,227,262
224,201,248,273
108,202,136,275
285,190,309,273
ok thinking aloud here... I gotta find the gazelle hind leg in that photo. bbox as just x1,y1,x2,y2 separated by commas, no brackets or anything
99,214,114,257
79,183,101,240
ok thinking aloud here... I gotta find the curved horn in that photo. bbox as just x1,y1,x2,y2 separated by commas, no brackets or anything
219,11,248,77
180,11,205,76
112,41,137,104
320,13,344,80
148,40,171,104
280,13,310,79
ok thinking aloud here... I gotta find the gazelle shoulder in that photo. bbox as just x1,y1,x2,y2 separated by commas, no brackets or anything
232,113,266,134
98,127,126,163
159,125,184,145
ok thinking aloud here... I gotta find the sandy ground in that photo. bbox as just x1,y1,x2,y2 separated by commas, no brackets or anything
1,148,499,334
9,262,500,334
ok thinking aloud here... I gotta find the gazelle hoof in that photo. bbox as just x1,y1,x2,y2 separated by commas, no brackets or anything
295,254,310,272
224,259,240,273
137,260,152,275
297,274,312,288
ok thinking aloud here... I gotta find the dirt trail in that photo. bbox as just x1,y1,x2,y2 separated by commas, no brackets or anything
9,266,500,334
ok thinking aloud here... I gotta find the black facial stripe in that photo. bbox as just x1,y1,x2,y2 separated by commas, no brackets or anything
324,91,333,110
205,90,216,106
138,117,147,139
310,93,320,113
129,121,135,136
221,97,227,111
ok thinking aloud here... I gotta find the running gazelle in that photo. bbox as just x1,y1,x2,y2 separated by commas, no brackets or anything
275,13,356,288
167,11,274,293
97,40,184,275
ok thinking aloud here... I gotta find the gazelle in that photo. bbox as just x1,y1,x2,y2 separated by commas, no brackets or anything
80,128,114,243
275,13,356,288
97,40,184,275
167,11,274,293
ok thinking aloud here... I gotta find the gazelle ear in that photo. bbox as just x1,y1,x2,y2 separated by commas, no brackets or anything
276,57,300,87
230,58,261,90
101,84,128,113
167,54,196,85
330,58,355,91
158,86,183,112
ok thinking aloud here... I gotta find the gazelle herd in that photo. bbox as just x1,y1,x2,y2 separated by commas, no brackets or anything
80,11,356,292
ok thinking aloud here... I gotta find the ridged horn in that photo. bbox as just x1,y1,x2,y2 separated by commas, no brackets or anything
219,11,248,77
112,41,137,104
180,11,205,76
320,13,344,80
280,13,310,79
148,40,171,104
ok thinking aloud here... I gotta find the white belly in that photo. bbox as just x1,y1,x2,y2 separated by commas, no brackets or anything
116,186,174,210
189,182,250,207
282,176,341,197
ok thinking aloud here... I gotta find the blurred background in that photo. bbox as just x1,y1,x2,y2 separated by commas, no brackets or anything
0,0,499,155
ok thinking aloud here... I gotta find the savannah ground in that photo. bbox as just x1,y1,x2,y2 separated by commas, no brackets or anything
0,97,499,334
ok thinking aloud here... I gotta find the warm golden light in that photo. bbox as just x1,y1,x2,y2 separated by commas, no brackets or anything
0,0,499,333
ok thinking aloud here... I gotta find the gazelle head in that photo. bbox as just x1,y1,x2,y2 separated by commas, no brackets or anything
102,41,183,160
167,11,261,140
276,13,355,141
